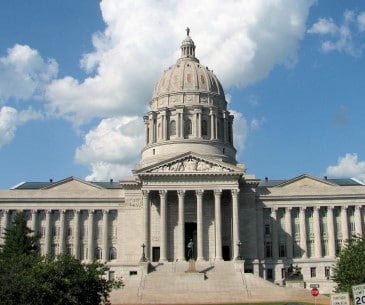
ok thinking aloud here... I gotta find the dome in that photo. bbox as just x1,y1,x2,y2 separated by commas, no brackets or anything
150,29,226,111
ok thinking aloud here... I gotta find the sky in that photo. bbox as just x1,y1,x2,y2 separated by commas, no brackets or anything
1,0,365,189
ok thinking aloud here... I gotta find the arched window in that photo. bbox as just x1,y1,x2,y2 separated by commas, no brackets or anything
95,247,102,260
184,119,192,137
170,120,176,136
109,247,117,260
201,119,208,136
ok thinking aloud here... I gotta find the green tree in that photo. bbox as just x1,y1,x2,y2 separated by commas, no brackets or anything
0,212,123,305
0,211,38,257
332,235,365,296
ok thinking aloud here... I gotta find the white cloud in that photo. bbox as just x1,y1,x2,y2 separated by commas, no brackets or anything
0,44,58,102
358,12,365,32
326,153,365,182
0,106,43,148
250,117,266,130
231,110,248,156
45,0,315,125
307,18,338,35
74,116,144,181
308,10,365,56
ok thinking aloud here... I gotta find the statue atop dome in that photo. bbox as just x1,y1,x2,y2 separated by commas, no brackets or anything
186,27,190,36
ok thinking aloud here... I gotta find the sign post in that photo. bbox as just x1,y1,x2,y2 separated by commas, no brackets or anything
353,284,365,305
311,287,319,305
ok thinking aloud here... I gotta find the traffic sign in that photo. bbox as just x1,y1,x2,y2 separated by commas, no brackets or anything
353,284,365,305
331,293,350,305
311,287,319,297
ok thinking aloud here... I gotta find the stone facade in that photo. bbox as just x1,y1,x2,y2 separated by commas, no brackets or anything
0,31,364,293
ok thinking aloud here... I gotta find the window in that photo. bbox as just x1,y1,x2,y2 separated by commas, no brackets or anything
109,271,115,281
266,268,273,280
325,266,330,279
279,243,286,257
66,244,73,255
264,224,271,235
310,267,316,278
265,241,272,258
184,119,192,136
201,120,208,136
95,247,102,260
170,120,176,136
110,247,117,260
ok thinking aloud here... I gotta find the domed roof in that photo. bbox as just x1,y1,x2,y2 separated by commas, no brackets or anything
151,29,226,110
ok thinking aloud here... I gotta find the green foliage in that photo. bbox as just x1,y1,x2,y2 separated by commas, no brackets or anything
332,235,365,296
0,211,38,258
0,212,123,305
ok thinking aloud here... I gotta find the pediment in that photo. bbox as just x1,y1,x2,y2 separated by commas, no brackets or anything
275,174,336,189
139,153,241,174
41,177,103,191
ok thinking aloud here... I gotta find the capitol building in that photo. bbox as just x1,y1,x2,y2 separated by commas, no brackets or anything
1,30,364,294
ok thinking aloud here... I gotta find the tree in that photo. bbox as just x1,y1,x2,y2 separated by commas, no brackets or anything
0,211,38,257
0,212,123,305
332,235,365,296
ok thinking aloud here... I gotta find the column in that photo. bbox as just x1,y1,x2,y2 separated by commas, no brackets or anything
143,116,149,145
177,190,185,260
313,207,322,258
210,108,215,140
196,189,204,261
31,210,37,236
59,210,66,254
73,210,80,259
214,189,223,260
256,206,265,260
159,190,167,262
223,111,228,143
341,206,349,246
87,210,94,261
271,208,279,259
2,210,10,241
142,190,151,260
327,206,336,258
285,207,293,259
45,210,52,255
231,189,240,259
299,207,307,258
355,206,363,236
103,210,109,262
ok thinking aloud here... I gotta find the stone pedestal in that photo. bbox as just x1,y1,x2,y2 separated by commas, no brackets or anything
234,259,245,272
139,261,151,274
185,259,197,273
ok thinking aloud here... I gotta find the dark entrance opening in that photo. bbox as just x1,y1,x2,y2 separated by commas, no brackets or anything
152,247,160,262
185,222,197,260
222,245,230,261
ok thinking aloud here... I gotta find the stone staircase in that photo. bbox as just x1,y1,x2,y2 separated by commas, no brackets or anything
110,261,330,304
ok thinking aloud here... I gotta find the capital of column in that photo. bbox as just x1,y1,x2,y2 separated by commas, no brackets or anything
177,189,186,198
195,189,204,197
231,189,239,197
214,189,222,196
159,190,167,199
341,205,348,211
355,205,362,212
103,209,109,215
142,190,150,197
88,209,95,214
74,209,81,214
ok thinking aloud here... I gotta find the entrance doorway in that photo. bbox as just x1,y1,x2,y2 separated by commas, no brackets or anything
152,247,160,262
185,222,197,260
222,245,230,261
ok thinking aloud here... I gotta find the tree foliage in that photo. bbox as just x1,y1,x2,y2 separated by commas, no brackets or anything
0,212,123,305
332,235,365,296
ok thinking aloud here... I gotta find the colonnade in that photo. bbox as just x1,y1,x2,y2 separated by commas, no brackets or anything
267,205,363,259
142,188,240,262
144,107,234,145
0,209,116,262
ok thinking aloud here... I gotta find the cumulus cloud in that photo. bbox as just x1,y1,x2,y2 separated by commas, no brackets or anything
0,44,58,102
74,116,144,181
44,0,314,126
308,10,365,56
326,153,365,182
0,106,43,148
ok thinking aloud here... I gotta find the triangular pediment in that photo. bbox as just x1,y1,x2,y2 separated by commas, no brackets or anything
137,152,242,174
41,177,103,191
275,174,336,188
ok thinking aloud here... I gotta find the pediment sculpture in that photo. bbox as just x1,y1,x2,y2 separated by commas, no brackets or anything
147,157,232,173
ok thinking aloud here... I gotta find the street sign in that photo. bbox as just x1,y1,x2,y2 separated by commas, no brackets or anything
331,293,350,305
310,284,320,288
311,287,319,297
353,284,365,305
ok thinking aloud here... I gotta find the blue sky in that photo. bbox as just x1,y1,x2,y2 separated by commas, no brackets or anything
1,0,365,189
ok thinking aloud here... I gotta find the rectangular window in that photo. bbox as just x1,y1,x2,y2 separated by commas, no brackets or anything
279,243,286,257
267,268,273,280
264,224,271,235
310,267,316,278
265,241,272,258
